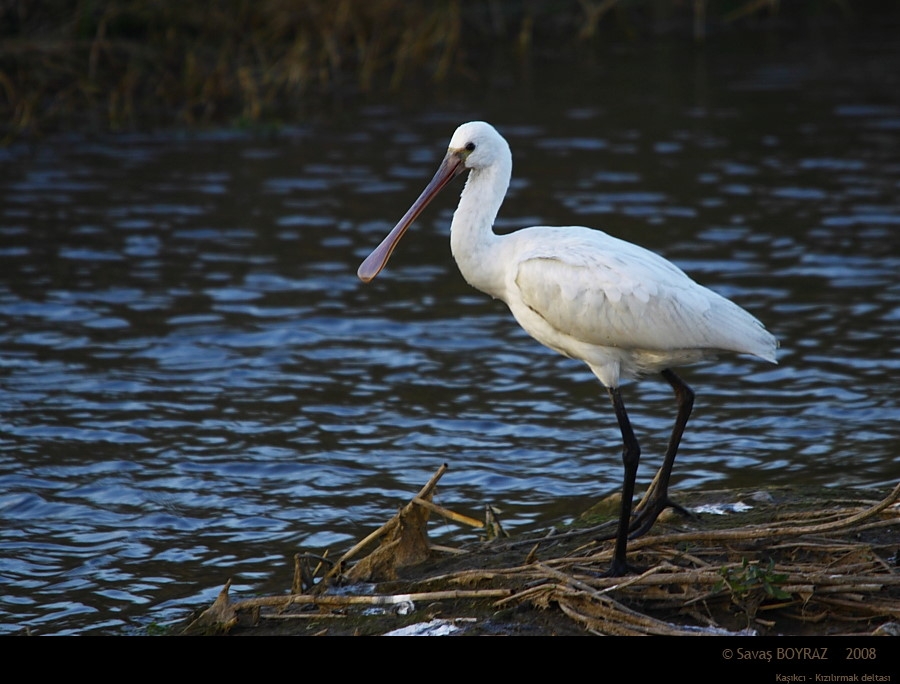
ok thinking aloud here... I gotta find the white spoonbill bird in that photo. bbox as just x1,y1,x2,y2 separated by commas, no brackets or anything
358,121,777,576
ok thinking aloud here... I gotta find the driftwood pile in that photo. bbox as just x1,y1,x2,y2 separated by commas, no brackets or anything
184,467,900,636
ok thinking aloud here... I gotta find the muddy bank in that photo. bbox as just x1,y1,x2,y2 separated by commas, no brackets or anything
180,479,900,637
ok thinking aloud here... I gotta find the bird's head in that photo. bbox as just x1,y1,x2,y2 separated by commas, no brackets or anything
447,121,508,171
357,121,509,283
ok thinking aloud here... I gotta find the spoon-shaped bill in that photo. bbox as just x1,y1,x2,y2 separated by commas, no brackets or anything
358,152,464,282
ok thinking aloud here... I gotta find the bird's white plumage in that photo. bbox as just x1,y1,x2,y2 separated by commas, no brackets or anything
442,122,777,387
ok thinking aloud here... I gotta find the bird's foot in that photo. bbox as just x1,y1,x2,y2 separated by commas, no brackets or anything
628,495,695,539
600,558,645,578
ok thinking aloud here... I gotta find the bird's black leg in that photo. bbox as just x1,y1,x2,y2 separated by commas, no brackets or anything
630,368,694,537
605,385,641,577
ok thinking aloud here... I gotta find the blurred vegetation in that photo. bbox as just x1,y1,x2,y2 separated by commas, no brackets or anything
0,0,879,140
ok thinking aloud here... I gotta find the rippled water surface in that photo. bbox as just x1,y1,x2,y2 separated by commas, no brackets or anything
2,35,899,634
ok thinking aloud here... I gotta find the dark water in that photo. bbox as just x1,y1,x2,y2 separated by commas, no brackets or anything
2,32,899,634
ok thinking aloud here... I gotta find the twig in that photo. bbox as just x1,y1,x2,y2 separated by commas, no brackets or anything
232,588,512,613
412,496,483,528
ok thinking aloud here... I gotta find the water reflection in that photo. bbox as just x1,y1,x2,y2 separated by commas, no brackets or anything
1,36,899,635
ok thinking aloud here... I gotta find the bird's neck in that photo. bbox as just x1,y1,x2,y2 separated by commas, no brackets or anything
450,158,511,298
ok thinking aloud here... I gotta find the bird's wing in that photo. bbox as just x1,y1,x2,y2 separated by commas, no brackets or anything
509,229,754,353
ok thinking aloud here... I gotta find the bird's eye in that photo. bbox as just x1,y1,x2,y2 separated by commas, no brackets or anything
465,142,476,152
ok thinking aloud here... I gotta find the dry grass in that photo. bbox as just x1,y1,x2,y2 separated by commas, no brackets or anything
183,469,900,636
1,0,472,138
0,0,850,140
